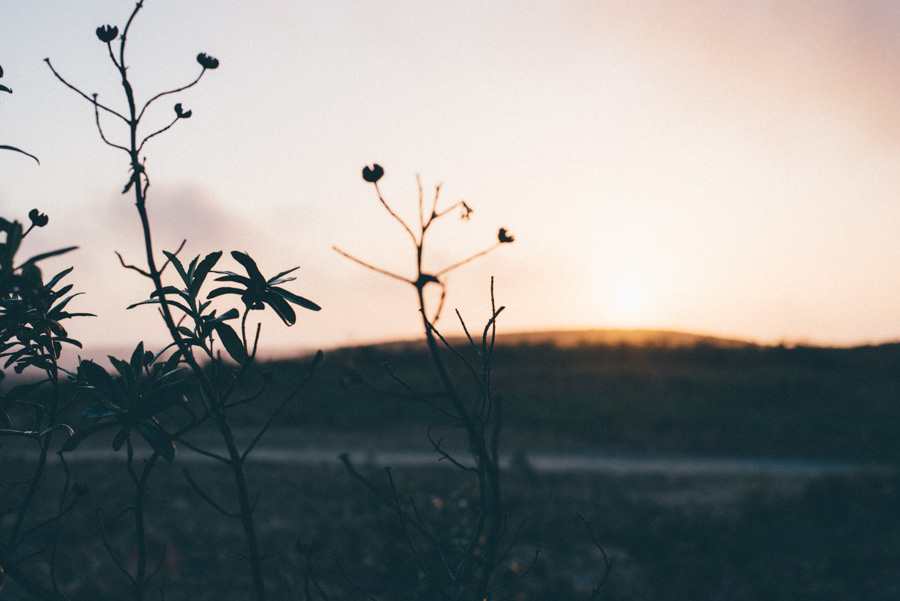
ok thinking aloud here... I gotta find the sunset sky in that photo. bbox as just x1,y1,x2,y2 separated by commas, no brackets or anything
4,0,900,359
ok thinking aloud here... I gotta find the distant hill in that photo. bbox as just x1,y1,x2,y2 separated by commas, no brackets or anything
362,328,756,353
489,328,756,349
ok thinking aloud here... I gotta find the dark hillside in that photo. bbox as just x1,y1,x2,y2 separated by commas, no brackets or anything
234,331,900,462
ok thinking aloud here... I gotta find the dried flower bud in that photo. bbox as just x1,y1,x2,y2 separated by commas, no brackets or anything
174,103,192,119
96,25,118,43
498,228,514,243
28,209,48,228
196,53,219,69
362,164,384,183
460,201,473,221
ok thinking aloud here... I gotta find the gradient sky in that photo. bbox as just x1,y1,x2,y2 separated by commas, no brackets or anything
4,0,900,359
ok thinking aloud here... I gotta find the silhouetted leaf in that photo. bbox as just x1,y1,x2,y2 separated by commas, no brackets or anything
60,422,117,453
79,360,127,407
213,322,246,364
112,427,128,451
83,402,121,420
190,251,222,295
129,342,145,377
271,287,322,312
21,246,77,268
230,251,265,284
135,422,175,461
262,292,296,326
0,145,39,164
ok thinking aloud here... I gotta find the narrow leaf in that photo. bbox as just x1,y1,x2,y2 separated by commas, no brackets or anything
112,427,128,451
230,251,265,283
272,287,322,312
162,251,189,286
21,246,78,267
191,251,223,295
262,292,296,326
213,322,247,364
135,422,176,461
60,422,117,453
0,145,39,164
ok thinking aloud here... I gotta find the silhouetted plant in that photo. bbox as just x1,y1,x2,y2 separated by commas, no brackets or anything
0,209,90,601
0,3,320,600
335,164,527,600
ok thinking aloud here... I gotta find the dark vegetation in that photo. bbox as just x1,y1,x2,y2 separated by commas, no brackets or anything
3,448,900,601
242,334,900,463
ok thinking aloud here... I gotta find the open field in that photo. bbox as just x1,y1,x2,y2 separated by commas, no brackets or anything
2,441,899,600
3,330,900,599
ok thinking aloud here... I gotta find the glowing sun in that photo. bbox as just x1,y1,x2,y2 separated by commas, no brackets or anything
614,286,644,316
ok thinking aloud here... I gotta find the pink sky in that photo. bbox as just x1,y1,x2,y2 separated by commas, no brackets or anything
4,0,900,360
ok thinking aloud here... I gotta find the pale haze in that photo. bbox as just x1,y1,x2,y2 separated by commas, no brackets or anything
3,0,900,360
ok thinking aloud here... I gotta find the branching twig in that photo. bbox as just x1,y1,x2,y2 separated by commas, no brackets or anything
331,247,411,284
577,512,612,599
183,468,239,518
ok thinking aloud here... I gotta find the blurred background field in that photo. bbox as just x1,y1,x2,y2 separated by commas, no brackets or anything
231,329,900,463
4,328,900,600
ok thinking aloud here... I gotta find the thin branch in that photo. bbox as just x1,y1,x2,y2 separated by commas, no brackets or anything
332,247,411,284
423,310,479,385
429,281,448,324
380,362,460,420
386,470,448,598
137,116,180,153
92,95,130,152
417,175,426,232
172,437,230,464
43,59,128,124
183,468,239,518
116,251,151,277
435,242,502,277
433,200,470,219
334,559,380,601
374,181,418,245
241,352,320,461
577,512,612,599
145,543,167,584
96,508,136,585
487,548,542,596
427,427,478,473
137,69,205,123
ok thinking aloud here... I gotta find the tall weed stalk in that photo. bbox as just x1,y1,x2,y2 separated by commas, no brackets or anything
335,164,518,600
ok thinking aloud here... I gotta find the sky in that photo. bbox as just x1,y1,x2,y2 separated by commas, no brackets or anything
4,0,900,360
